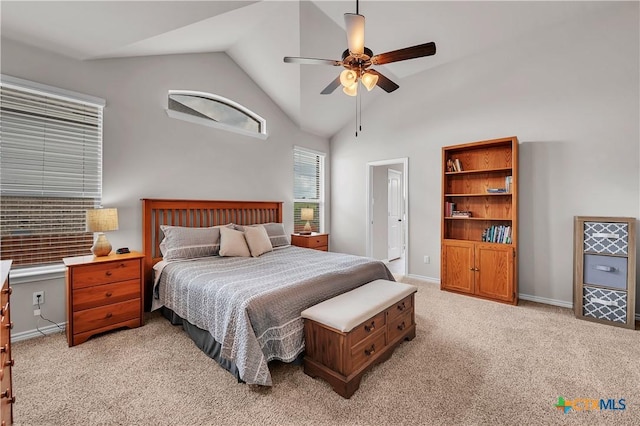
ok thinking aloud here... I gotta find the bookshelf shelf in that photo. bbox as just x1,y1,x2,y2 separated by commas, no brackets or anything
441,136,519,305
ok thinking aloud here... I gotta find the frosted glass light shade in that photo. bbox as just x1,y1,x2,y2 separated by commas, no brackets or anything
343,82,358,97
361,72,379,91
344,13,365,56
339,69,358,87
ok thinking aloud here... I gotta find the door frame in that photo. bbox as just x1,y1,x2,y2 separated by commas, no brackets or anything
366,157,409,274
387,168,403,261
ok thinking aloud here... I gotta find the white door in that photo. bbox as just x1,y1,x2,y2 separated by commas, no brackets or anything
387,169,402,261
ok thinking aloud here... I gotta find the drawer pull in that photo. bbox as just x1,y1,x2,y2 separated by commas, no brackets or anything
105,292,113,297
0,389,10,398
4,322,12,330
1,287,11,295
364,321,375,332
0,308,3,316
594,265,615,272
364,344,376,356
106,312,113,319
0,344,7,353
397,302,406,311
397,321,406,331
590,297,619,307
4,359,14,367
592,232,619,239
105,271,113,276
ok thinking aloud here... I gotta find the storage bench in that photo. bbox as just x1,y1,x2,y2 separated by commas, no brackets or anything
301,279,418,398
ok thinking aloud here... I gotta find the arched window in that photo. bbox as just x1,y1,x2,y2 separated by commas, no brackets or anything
166,90,267,140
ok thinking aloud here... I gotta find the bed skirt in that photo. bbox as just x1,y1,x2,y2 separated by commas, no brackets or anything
161,307,303,384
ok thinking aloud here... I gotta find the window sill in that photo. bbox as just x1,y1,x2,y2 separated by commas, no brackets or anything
9,264,66,284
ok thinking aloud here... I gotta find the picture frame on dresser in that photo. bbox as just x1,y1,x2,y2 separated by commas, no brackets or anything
573,216,636,329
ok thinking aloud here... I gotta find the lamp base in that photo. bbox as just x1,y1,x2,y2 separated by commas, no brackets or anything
299,221,312,235
91,233,112,257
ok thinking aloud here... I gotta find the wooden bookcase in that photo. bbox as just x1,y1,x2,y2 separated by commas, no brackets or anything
440,136,519,304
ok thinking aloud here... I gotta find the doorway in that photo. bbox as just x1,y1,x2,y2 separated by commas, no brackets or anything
366,158,408,277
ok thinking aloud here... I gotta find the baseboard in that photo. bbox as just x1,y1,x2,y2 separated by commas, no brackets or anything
12,322,66,343
517,294,573,309
405,274,440,284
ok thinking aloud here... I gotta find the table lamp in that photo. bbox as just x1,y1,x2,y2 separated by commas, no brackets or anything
300,208,314,235
86,208,119,256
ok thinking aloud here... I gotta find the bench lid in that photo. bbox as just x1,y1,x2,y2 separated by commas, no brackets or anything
301,279,417,332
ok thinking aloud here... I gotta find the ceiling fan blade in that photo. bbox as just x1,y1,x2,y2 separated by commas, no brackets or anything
320,76,342,95
368,70,399,93
370,42,436,65
283,57,342,66
344,13,365,55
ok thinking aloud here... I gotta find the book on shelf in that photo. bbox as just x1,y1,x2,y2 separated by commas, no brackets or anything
451,210,471,217
482,225,512,244
445,201,456,217
505,176,512,193
454,158,463,172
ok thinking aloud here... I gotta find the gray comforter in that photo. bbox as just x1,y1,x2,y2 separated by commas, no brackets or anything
154,246,394,386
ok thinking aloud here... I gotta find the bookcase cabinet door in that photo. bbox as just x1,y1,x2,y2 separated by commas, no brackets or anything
441,240,474,294
475,244,514,302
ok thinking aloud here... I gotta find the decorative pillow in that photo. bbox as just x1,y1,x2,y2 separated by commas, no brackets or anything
235,222,290,247
159,225,220,261
219,226,251,257
244,225,273,257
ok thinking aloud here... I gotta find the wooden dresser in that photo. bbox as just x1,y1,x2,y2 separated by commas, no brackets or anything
0,260,14,426
64,252,144,347
291,233,329,251
302,280,417,398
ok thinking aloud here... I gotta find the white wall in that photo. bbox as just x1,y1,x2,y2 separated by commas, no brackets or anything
1,39,330,334
331,4,640,309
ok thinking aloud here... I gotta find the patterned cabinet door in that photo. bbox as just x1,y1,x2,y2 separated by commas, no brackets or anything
583,222,629,255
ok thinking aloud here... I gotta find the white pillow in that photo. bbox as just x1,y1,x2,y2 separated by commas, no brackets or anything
219,227,251,257
244,225,273,257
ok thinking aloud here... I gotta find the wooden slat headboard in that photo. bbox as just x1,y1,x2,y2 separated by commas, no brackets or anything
141,198,283,310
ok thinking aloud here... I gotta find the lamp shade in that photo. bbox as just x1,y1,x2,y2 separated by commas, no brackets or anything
86,208,119,233
300,208,314,221
361,72,379,91
343,82,358,97
344,13,365,56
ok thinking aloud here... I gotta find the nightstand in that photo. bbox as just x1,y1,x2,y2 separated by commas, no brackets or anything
64,251,144,347
291,233,329,251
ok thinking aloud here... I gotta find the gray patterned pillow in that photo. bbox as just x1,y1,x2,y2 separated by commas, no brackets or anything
159,225,221,261
235,223,290,247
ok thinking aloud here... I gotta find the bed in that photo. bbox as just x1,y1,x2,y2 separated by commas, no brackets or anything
142,199,394,386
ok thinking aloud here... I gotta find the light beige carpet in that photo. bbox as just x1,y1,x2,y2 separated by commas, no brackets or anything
12,278,640,425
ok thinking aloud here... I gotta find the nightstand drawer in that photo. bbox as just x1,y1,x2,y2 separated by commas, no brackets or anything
73,280,141,311
306,234,328,248
72,259,140,289
73,298,140,334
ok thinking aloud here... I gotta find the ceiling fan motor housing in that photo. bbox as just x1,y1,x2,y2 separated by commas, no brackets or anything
342,47,374,73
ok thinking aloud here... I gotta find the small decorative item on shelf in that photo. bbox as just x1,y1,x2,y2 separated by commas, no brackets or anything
505,176,512,192
486,188,507,193
451,210,472,218
454,158,463,171
446,159,455,172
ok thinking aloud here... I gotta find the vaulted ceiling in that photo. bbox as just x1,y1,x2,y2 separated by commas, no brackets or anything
0,1,615,138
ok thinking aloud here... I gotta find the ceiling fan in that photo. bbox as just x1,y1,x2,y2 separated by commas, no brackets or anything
283,0,436,97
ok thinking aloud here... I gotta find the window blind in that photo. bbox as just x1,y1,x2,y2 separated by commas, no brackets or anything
293,147,324,233
0,81,104,267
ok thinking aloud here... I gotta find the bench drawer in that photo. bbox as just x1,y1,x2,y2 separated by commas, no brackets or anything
349,311,386,347
388,310,413,343
387,295,413,322
350,330,387,373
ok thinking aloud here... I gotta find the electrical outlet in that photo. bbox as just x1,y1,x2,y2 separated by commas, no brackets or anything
424,256,430,264
34,309,41,316
33,291,45,305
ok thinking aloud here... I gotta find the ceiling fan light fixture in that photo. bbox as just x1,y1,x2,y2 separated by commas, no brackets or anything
361,72,378,91
343,82,358,97
344,13,365,56
339,69,358,87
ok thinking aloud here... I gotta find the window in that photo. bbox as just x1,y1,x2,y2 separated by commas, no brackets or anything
166,90,267,140
293,147,325,233
0,75,105,268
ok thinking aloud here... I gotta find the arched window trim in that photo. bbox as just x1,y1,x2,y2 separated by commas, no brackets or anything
165,90,268,140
